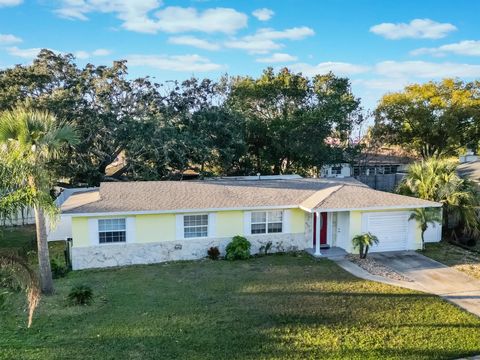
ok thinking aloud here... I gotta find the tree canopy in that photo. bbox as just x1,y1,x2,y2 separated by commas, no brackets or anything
0,53,362,184
373,79,480,158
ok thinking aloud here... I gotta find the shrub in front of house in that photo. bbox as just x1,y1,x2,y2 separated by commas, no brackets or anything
51,258,69,279
67,285,93,306
352,233,379,259
225,236,251,260
207,246,220,260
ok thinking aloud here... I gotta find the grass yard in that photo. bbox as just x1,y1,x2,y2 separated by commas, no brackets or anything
1,246,480,360
423,242,480,280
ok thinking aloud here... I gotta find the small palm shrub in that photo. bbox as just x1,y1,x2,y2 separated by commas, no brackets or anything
352,233,379,259
67,285,93,306
207,246,220,260
226,236,251,260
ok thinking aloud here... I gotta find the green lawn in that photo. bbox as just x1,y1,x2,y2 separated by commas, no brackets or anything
1,243,480,359
423,241,480,280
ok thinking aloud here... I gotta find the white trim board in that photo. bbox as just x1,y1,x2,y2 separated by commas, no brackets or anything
68,205,299,218
299,204,442,213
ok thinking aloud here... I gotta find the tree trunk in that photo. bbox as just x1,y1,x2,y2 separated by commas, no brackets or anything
34,206,54,294
421,231,425,251
364,245,370,259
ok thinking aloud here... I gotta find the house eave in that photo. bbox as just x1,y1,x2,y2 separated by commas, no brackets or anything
299,203,442,213
65,204,300,218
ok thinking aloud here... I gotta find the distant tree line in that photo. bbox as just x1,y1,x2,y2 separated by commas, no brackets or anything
0,50,363,186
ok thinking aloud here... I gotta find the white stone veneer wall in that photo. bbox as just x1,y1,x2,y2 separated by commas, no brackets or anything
71,233,308,270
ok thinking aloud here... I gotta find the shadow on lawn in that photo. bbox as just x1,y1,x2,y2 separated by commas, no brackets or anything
9,332,479,360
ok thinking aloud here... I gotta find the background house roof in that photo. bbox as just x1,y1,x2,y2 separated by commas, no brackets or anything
457,160,480,184
61,177,440,215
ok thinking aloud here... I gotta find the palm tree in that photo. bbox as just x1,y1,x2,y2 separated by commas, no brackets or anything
0,108,77,294
0,254,40,328
352,233,379,259
408,208,442,250
398,158,480,241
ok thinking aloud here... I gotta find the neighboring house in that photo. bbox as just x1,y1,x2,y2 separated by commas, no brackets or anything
322,151,416,191
457,151,480,186
322,153,415,179
48,175,441,270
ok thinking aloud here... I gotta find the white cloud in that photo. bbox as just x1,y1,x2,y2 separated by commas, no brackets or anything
7,46,111,60
55,1,247,34
411,40,480,57
74,50,90,59
252,8,274,21
0,34,22,44
92,48,111,56
225,26,314,54
353,78,410,92
154,7,247,34
291,61,370,76
256,53,298,63
370,19,457,40
168,36,220,51
74,49,111,59
127,54,222,72
6,46,44,58
0,0,22,7
375,60,480,78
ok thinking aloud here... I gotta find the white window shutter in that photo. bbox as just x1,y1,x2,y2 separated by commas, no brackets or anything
175,214,184,240
126,217,136,243
244,211,251,235
88,218,99,245
283,210,291,233
208,213,216,238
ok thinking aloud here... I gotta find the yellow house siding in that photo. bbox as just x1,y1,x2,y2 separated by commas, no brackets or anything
71,208,306,247
72,217,90,247
216,211,244,237
290,208,306,233
135,214,176,243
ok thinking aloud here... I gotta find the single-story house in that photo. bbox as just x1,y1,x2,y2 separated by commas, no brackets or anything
49,175,441,270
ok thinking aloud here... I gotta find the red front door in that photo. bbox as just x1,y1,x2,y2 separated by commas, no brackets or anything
313,212,327,246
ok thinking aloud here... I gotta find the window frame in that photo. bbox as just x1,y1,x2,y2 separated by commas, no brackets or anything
330,166,342,176
250,211,283,235
183,213,209,239
97,218,127,244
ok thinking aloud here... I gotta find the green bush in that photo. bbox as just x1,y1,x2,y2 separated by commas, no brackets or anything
226,236,251,260
67,285,93,306
51,258,69,279
0,291,8,309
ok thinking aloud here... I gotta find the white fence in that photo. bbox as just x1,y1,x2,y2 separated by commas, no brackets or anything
1,207,36,226
424,221,442,243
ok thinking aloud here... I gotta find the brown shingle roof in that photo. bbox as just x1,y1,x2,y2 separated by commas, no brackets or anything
301,184,439,210
457,160,480,184
61,177,440,215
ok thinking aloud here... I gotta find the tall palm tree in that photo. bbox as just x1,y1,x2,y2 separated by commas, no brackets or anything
0,108,78,294
408,208,442,250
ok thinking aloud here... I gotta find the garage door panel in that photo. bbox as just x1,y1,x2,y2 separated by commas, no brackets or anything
362,212,409,252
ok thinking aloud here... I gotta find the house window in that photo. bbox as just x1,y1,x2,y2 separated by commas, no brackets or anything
251,211,283,234
98,218,126,244
331,166,342,175
184,214,209,238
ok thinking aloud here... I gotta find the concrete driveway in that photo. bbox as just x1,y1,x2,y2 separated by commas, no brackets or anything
370,251,480,317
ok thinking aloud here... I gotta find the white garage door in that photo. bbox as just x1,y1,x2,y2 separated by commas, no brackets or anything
362,212,410,252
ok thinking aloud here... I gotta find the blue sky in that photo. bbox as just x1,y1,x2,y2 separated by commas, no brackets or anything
0,0,480,110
